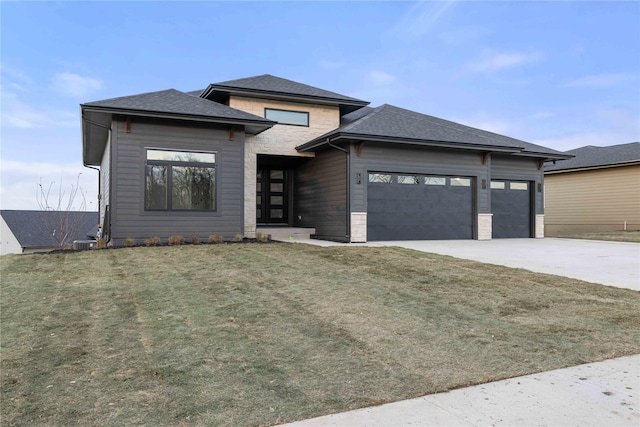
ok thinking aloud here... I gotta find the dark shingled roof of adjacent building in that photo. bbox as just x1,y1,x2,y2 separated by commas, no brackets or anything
1,210,98,249
299,104,569,159
544,142,640,172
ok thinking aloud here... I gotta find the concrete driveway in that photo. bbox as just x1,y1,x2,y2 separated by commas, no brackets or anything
366,238,639,291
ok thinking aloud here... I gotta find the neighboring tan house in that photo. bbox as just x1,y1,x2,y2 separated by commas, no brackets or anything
0,210,98,255
544,142,640,236
81,74,569,245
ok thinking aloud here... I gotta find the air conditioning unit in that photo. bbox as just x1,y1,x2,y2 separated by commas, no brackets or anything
73,240,96,251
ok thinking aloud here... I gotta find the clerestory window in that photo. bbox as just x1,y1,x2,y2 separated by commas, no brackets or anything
145,149,216,211
265,108,309,126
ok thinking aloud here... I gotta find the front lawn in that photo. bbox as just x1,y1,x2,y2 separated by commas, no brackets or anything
558,230,640,243
2,243,639,426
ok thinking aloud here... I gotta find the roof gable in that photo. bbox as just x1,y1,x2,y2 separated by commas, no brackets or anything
1,210,98,248
201,74,369,114
545,142,640,172
299,104,568,158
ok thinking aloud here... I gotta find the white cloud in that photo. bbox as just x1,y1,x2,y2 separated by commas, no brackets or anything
1,91,77,129
0,64,35,91
562,73,636,88
466,52,542,73
0,160,98,211
532,132,628,152
454,115,514,135
368,70,397,85
51,72,103,98
391,0,458,39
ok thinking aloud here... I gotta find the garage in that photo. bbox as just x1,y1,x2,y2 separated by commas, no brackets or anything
367,173,474,241
491,180,532,238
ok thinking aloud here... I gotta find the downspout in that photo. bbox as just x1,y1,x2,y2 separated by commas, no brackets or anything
82,114,112,239
325,138,351,243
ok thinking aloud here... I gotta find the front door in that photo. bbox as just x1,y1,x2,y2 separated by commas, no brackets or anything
257,169,288,224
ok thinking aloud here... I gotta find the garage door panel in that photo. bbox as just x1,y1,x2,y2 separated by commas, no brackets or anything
491,181,531,238
367,174,473,241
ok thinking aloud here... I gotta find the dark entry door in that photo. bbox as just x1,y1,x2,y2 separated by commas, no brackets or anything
257,169,288,224
491,180,532,238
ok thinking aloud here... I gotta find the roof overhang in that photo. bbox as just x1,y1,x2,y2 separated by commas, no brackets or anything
296,133,524,154
81,105,275,166
201,85,370,115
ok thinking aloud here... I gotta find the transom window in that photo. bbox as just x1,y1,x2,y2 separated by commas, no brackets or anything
369,173,393,183
265,108,309,126
145,149,216,211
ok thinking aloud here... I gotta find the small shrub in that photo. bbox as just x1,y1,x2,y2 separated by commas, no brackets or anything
190,236,200,245
233,234,243,242
256,232,269,243
208,234,224,244
168,235,185,246
95,238,106,249
124,237,136,247
145,237,161,247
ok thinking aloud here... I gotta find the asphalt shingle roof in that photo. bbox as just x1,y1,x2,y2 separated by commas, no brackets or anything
208,74,368,105
83,89,272,123
300,104,567,157
545,142,640,171
1,210,98,249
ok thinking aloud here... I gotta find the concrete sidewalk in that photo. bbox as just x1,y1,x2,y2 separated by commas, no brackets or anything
274,237,639,426
280,355,639,427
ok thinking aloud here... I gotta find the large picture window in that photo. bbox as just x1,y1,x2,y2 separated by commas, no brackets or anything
145,149,216,211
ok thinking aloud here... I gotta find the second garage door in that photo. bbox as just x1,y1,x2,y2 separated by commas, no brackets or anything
367,173,474,241
491,180,532,238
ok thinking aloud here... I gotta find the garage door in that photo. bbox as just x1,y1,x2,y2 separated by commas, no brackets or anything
367,173,473,241
491,180,531,238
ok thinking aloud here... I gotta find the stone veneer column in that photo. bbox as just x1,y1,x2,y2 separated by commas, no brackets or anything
350,212,367,242
244,140,257,238
535,214,545,238
477,213,493,240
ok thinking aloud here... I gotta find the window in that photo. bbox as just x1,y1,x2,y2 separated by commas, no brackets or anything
425,176,446,186
490,181,505,190
145,149,216,211
510,182,528,190
450,177,471,187
265,108,309,126
398,175,419,184
369,173,393,183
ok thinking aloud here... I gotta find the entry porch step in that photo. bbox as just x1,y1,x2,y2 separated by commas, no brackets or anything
257,227,316,241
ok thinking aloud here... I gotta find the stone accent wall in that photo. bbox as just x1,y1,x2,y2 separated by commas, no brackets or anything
477,213,493,240
231,96,341,237
350,212,367,243
535,214,545,238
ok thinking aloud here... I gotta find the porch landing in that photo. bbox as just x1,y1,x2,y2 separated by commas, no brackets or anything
257,227,316,241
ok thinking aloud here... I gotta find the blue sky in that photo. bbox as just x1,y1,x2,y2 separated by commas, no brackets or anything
1,1,638,210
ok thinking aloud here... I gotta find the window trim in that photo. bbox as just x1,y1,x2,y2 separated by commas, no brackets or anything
144,148,218,212
264,108,309,127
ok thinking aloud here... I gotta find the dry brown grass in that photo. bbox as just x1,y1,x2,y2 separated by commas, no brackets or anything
2,244,639,426
559,230,640,243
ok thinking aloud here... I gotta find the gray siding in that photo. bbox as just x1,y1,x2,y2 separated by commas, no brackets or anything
110,118,244,244
99,133,111,231
349,143,490,214
490,155,544,214
294,149,348,241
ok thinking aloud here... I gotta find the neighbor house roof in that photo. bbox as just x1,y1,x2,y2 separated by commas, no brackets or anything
200,74,370,115
81,89,275,165
1,210,98,249
544,142,640,173
298,104,570,160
